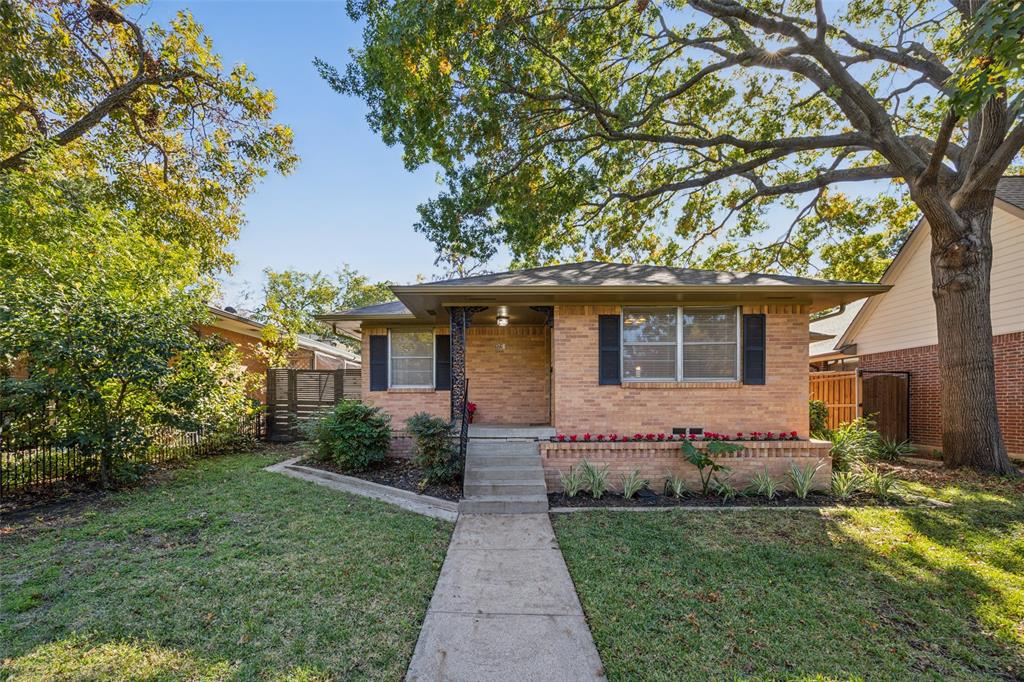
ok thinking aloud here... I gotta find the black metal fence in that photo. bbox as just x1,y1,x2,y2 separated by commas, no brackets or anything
0,413,264,501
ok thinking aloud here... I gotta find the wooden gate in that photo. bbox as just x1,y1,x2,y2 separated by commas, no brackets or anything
861,373,909,442
809,371,860,430
266,368,362,440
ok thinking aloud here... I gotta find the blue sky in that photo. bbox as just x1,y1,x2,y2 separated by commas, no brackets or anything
144,0,449,305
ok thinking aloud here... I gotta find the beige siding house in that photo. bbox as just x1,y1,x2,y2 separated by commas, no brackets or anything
810,177,1024,456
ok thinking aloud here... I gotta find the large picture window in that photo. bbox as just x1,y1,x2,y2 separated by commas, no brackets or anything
390,329,434,388
622,307,739,382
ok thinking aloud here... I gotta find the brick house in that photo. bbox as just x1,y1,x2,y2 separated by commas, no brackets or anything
198,306,360,402
810,177,1024,458
320,262,886,489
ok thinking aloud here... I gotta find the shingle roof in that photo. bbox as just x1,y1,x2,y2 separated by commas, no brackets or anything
997,176,1024,211
808,299,865,358
335,300,410,316
400,261,867,289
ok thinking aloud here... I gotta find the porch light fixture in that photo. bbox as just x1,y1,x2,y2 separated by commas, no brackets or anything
496,313,510,326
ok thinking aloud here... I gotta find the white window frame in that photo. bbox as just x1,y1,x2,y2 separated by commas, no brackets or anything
621,306,741,383
388,328,435,389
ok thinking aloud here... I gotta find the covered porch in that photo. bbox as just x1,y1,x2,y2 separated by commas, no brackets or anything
449,305,553,427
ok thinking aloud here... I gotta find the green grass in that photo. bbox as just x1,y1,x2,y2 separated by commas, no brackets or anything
1,450,453,681
554,468,1024,681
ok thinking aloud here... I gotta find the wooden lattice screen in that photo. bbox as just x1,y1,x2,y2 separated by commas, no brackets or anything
266,367,362,440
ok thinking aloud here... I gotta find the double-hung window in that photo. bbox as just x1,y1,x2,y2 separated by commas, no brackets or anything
622,307,739,382
389,329,434,388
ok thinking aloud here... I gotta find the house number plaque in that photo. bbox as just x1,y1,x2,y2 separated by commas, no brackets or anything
495,343,506,352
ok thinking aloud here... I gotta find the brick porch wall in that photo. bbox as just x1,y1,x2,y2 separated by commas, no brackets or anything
540,439,832,492
859,331,1024,456
550,305,811,437
466,325,550,425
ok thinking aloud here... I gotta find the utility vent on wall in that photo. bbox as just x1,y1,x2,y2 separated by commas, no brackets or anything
672,427,703,436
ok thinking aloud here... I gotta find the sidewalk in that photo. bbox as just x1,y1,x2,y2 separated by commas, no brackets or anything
406,513,606,681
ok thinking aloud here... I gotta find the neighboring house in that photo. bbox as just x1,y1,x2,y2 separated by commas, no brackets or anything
810,177,1024,457
199,306,361,401
320,262,886,488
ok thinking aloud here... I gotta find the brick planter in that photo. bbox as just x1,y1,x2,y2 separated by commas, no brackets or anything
539,439,832,492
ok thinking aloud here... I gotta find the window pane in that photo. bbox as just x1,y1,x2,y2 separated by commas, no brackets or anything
623,344,677,380
683,343,736,379
622,309,677,343
391,330,433,357
682,308,736,343
391,331,433,386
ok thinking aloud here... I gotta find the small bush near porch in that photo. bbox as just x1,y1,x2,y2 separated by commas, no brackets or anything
1,449,452,680
554,464,1024,681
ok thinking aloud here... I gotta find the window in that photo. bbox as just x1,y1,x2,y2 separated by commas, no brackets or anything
390,329,434,388
622,307,739,382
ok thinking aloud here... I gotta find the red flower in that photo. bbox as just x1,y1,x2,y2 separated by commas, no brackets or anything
557,434,566,442
657,433,666,441
609,433,619,441
569,434,578,442
736,432,744,439
466,402,477,413
688,434,697,440
634,433,643,441
621,435,630,442
790,431,798,439
583,432,592,441
597,434,606,441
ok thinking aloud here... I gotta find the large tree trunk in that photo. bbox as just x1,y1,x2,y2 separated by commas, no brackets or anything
927,193,1018,475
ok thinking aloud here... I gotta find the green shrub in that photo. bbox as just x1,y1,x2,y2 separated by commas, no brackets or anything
875,436,914,462
710,475,741,502
560,465,587,498
580,459,610,499
830,470,863,501
664,474,688,498
620,470,648,499
788,460,824,499
681,440,739,495
302,400,391,472
747,470,778,499
863,466,899,500
827,417,881,471
809,399,829,434
405,412,462,484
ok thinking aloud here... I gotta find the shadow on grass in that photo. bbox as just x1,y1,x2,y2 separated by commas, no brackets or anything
554,479,1024,681
1,452,453,681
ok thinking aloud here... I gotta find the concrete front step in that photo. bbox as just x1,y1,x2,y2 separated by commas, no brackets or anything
465,466,545,482
467,441,541,456
459,494,549,514
467,454,541,468
464,480,548,497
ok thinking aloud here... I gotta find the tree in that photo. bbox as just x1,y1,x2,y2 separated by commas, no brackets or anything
0,169,255,486
329,0,1024,475
1,0,296,271
1,0,292,483
250,265,396,360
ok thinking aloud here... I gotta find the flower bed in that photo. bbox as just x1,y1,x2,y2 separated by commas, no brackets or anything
539,438,832,492
553,430,801,442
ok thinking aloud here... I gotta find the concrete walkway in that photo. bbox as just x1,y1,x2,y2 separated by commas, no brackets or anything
407,513,606,681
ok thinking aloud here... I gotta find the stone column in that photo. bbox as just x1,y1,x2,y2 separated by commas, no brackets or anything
448,306,487,420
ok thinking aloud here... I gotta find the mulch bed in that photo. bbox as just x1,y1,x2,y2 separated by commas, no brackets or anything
549,488,905,509
301,457,462,503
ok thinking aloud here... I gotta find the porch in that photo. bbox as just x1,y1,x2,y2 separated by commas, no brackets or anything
450,305,553,427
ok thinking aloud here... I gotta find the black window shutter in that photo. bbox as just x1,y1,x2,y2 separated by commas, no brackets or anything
742,314,766,385
369,335,388,391
435,335,451,390
598,315,621,385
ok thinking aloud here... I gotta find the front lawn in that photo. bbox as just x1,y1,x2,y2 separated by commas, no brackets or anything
1,448,453,680
554,464,1024,681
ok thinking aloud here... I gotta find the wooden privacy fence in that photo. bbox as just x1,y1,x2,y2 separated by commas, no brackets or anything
266,367,361,440
809,369,910,441
809,370,860,430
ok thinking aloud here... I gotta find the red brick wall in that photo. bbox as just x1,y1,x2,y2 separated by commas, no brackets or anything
551,305,811,437
361,328,451,430
860,331,1024,456
541,439,832,492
